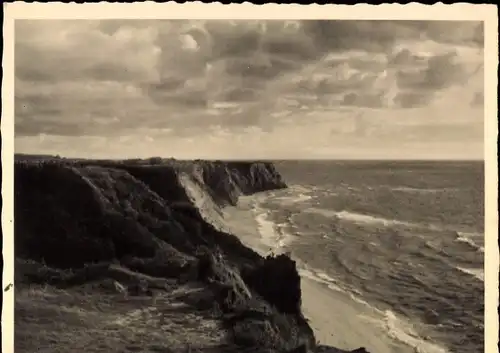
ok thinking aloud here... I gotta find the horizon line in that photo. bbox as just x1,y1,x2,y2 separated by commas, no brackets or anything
14,153,485,163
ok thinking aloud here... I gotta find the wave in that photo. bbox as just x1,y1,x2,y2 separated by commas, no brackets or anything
288,184,317,194
455,232,484,253
298,267,347,294
303,208,419,229
456,267,484,281
360,311,449,353
336,210,413,227
268,184,316,205
390,186,457,194
249,188,480,353
248,195,455,353
298,264,389,323
302,208,484,250
273,193,313,205
298,263,450,353
254,207,295,252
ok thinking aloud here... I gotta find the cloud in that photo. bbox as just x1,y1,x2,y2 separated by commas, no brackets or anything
16,117,85,137
388,48,427,68
16,21,161,83
398,52,468,90
413,20,484,47
14,19,485,160
303,21,402,53
393,91,434,108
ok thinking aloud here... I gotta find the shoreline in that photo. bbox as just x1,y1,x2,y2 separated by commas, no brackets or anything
13,156,462,353
221,195,447,353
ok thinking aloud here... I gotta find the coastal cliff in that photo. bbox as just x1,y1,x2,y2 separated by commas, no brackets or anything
13,155,364,353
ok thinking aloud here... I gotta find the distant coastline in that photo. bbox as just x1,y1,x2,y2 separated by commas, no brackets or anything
14,153,485,163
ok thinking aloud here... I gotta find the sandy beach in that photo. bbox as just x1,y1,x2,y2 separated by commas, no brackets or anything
221,196,422,353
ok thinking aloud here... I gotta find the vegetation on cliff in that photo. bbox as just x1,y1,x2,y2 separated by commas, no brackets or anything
14,155,368,353
14,156,314,353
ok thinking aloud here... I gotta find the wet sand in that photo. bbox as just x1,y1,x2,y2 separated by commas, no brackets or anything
220,196,418,353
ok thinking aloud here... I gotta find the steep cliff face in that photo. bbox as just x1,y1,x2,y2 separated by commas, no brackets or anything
15,158,318,351
193,161,287,206
15,158,284,269
15,163,189,268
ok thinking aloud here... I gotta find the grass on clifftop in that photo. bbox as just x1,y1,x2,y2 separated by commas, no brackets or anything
16,283,232,353
15,254,313,353
14,159,315,353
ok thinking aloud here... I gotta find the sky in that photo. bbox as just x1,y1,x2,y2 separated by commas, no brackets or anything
14,20,485,160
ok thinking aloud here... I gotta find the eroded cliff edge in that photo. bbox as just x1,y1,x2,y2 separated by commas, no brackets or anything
13,156,364,353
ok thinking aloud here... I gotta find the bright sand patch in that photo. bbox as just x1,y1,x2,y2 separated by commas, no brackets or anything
221,196,425,353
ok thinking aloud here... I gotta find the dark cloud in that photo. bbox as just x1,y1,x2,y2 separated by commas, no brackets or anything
222,56,275,79
146,77,186,92
147,89,208,108
16,20,160,84
221,87,260,102
203,21,263,59
396,69,425,89
15,19,484,138
15,43,77,82
97,19,172,35
394,91,434,108
260,32,318,61
315,78,354,95
155,34,206,78
15,117,85,137
15,95,54,113
267,57,302,76
322,73,377,95
302,20,427,54
83,62,149,82
396,52,467,91
389,49,427,67
472,23,484,47
349,57,387,72
408,20,484,47
423,52,468,89
341,92,386,108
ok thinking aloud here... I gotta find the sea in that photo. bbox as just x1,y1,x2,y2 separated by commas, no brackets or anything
248,160,484,353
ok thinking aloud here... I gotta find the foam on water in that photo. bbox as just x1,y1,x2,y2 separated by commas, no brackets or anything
254,206,295,252
359,311,449,353
255,209,279,249
456,267,484,281
247,186,480,353
272,193,313,205
295,261,384,318
298,267,346,294
383,311,446,353
304,207,417,229
270,184,315,205
300,263,450,353
302,208,463,236
455,232,484,253
288,184,316,194
336,210,410,227
390,186,457,194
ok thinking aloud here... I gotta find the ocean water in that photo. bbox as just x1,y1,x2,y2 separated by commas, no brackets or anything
251,161,484,353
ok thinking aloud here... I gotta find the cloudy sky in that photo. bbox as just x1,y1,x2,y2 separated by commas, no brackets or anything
15,20,484,160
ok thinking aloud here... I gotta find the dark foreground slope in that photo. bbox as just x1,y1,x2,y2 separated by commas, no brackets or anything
14,156,367,353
